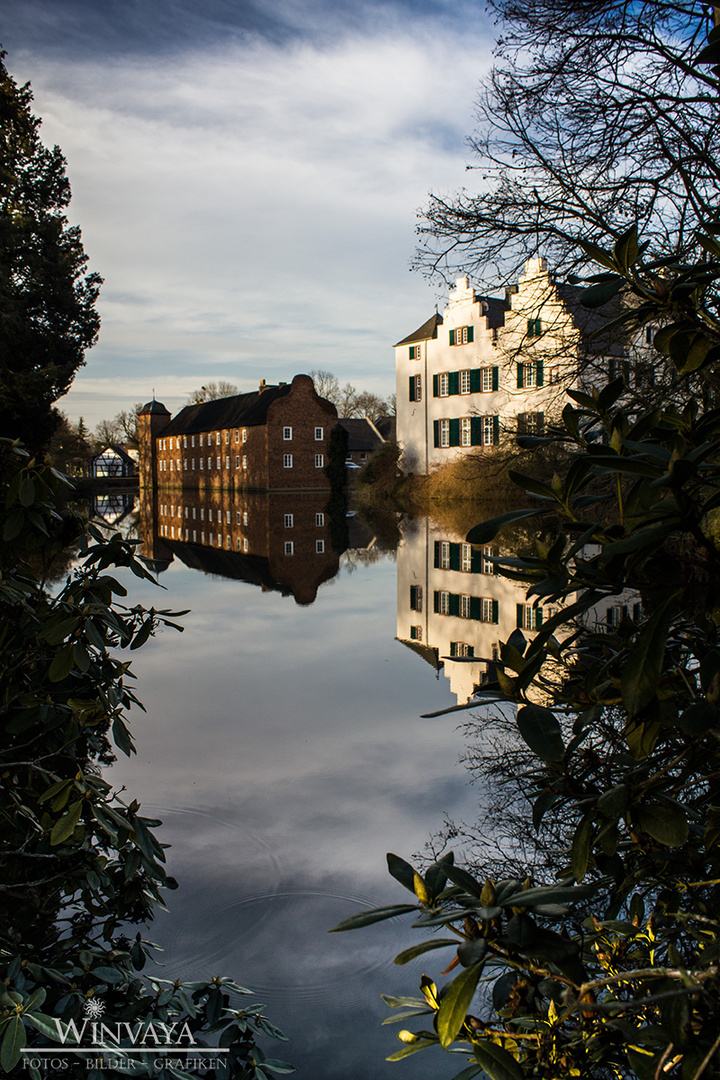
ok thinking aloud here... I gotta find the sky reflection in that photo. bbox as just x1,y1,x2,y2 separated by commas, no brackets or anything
110,551,488,1078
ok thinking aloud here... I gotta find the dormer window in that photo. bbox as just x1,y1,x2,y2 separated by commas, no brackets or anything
449,326,474,345
409,344,421,359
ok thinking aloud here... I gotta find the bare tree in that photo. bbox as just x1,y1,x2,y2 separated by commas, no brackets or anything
94,403,143,449
187,381,239,404
352,391,388,422
417,1,720,288
309,370,340,404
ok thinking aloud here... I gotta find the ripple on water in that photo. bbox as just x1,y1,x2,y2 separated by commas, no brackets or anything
163,890,405,1010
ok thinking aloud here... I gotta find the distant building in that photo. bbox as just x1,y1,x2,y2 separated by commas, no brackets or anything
91,444,137,479
138,374,338,490
395,257,643,474
338,417,388,466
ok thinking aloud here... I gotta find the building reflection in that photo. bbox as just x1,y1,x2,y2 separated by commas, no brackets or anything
91,491,137,532
397,518,635,704
137,486,341,605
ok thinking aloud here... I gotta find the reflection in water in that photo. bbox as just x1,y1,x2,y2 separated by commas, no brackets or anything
396,518,638,704
91,490,137,531
136,486,342,603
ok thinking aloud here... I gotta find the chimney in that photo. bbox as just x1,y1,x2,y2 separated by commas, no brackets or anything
258,379,266,393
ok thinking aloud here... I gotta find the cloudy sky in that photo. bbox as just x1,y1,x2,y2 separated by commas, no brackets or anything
3,0,495,429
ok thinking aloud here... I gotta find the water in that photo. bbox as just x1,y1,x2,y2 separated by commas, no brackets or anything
104,499,503,1079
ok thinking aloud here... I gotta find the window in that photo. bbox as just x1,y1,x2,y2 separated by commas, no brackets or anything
517,412,545,436
235,429,240,443
235,456,240,468
315,454,324,468
450,642,474,657
200,434,204,447
523,362,537,388
482,417,494,445
217,456,221,470
450,325,474,345
480,598,494,623
191,435,196,447
200,458,204,470
283,454,293,468
439,419,450,447
315,512,325,526
236,511,242,524
242,429,247,442
225,431,230,444
517,603,542,630
242,455,247,469
481,547,494,574
439,590,450,615
192,530,197,542
409,374,422,402
217,533,222,547
237,537,242,550
284,514,294,528
201,508,205,521
460,370,471,395
184,436,187,448
549,366,561,384
284,541,294,555
192,507,197,519
243,511,248,526
316,540,325,553
315,427,324,440
177,459,181,471
461,544,472,572
527,317,542,337
207,457,211,469
209,509,213,522
438,373,449,397
225,456,230,469
461,417,471,446
409,344,421,359
410,585,423,612
440,541,451,569
607,604,629,628
459,594,472,619
409,625,423,641
517,361,543,388
244,538,249,552
184,459,188,470
226,510,231,524
283,426,293,440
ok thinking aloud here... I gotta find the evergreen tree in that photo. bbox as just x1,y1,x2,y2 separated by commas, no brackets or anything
0,52,102,447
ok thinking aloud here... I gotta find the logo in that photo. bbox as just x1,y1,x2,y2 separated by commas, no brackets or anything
21,996,229,1073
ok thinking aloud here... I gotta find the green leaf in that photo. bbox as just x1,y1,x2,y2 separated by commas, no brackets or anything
19,476,36,507
620,595,678,718
50,800,83,846
1,1015,25,1072
329,904,419,932
613,224,639,272
571,816,593,882
473,1039,525,1080
517,705,564,762
580,276,624,308
387,852,416,893
466,508,546,545
387,1038,438,1061
636,803,689,847
436,962,484,1048
393,939,458,965
48,643,75,683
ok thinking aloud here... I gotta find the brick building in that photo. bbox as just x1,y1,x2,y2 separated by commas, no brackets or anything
138,373,338,490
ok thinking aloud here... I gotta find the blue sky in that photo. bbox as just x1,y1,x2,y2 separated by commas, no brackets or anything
3,0,495,428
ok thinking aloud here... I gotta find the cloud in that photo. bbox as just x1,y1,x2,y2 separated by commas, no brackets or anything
8,11,494,426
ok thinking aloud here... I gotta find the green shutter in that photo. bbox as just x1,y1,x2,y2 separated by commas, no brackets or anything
449,418,460,446
467,325,474,342
471,547,483,573
449,543,461,572
492,599,499,624
471,417,483,446
449,329,455,345
449,593,460,617
470,368,482,393
408,375,415,401
517,362,524,389
448,371,460,396
410,625,417,640
517,603,524,628
433,374,439,397
492,366,499,391
536,607,543,628
434,541,440,568
470,596,482,621
468,645,475,658
493,416,500,444
450,642,457,657
536,360,544,386
434,591,440,613
538,412,545,433
433,420,440,448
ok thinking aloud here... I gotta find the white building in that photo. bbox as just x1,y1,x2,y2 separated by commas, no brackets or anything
395,257,632,474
